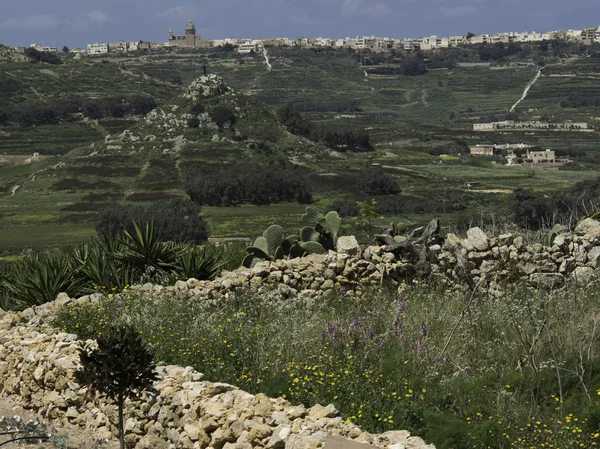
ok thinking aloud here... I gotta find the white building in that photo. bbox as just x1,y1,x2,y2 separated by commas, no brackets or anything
29,43,57,52
87,42,108,55
236,40,263,54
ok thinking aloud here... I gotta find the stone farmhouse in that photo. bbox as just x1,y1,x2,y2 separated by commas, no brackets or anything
469,144,495,156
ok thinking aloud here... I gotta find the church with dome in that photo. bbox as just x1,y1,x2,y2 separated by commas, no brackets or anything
168,20,203,48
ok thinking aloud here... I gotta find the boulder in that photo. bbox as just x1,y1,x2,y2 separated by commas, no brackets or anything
576,218,600,239
466,227,489,251
529,273,565,290
337,236,360,255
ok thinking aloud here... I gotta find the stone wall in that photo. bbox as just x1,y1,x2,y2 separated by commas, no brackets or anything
166,220,600,303
2,220,600,449
0,300,433,449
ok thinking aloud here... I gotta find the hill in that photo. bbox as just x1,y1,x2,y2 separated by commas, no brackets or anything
2,49,600,251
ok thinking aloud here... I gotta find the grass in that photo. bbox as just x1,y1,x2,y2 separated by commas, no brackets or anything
2,52,600,249
54,278,600,449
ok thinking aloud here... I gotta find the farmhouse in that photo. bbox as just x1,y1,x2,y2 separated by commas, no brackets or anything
469,145,494,156
527,149,556,163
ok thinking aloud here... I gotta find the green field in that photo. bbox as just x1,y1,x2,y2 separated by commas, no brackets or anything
2,49,600,251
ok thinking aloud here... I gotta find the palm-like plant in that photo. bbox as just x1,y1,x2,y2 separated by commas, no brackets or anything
72,236,136,293
173,245,226,281
2,252,86,310
114,220,181,275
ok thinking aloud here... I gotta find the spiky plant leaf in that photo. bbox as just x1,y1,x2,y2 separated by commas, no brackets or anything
242,254,255,268
298,241,327,254
263,225,285,256
302,206,325,225
173,246,225,281
246,246,271,260
281,238,292,255
324,211,342,237
300,226,320,242
253,236,269,255
274,246,285,260
289,244,307,259
287,234,300,245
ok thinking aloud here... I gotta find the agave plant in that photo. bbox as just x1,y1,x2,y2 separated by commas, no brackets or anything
2,251,86,310
172,245,227,281
72,236,137,293
0,261,12,310
114,220,181,275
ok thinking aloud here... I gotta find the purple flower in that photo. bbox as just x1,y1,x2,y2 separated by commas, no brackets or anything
379,337,386,350
420,322,428,336
396,300,405,313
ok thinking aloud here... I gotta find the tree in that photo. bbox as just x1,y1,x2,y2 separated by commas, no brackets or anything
358,168,400,195
354,199,379,241
76,325,158,449
96,199,210,244
62,46,69,53
466,32,476,40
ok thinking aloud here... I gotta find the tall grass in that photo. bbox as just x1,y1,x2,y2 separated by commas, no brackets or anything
54,279,600,448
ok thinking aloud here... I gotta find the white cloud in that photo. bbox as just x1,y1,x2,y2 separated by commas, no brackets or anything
71,10,112,31
0,14,58,30
341,0,394,17
290,13,331,25
158,5,201,20
88,10,110,25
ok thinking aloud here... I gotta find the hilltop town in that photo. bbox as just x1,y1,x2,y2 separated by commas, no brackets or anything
9,20,600,56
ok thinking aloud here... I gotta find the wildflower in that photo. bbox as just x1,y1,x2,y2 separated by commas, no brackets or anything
396,299,405,313
419,322,428,336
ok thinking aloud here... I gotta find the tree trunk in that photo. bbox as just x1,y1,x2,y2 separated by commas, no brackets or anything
118,391,125,449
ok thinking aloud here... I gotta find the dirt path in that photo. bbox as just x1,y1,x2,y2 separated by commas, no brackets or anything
0,396,118,449
510,67,543,112
9,185,19,197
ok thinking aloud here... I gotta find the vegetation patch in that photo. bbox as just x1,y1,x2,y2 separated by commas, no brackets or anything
125,192,179,202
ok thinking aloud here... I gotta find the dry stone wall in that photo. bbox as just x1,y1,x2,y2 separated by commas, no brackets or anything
169,220,600,303
0,300,433,449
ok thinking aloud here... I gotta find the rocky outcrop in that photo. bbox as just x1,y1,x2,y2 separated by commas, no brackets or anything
0,301,434,449
183,75,230,102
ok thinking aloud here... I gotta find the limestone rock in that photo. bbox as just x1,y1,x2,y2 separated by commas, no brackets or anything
337,236,360,255
466,227,489,251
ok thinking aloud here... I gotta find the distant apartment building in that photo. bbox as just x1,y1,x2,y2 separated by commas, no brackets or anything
87,42,108,55
474,121,590,131
420,35,449,50
237,40,263,54
294,37,309,47
30,43,57,52
581,27,600,44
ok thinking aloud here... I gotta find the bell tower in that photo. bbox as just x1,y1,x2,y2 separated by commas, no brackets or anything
185,20,196,36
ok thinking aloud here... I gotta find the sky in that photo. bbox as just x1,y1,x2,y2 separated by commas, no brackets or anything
0,0,599,48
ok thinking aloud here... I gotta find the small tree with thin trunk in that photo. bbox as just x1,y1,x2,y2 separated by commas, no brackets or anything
75,325,158,449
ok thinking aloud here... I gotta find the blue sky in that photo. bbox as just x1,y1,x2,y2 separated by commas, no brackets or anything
0,0,599,48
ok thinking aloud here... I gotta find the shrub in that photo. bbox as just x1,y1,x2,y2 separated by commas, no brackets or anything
183,163,312,207
212,106,236,128
76,324,157,449
96,199,209,244
358,169,400,196
2,252,85,310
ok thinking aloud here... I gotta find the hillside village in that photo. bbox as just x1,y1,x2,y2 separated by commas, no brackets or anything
8,21,600,56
